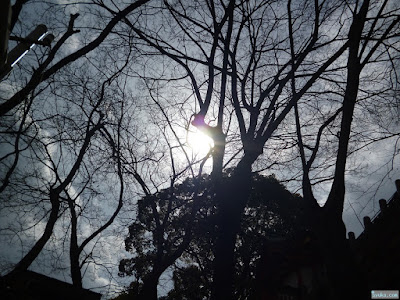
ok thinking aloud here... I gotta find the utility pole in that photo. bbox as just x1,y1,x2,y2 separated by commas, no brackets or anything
0,0,12,69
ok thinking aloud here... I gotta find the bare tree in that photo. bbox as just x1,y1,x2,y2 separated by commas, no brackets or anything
114,0,400,298
1,1,152,289
292,1,400,299
6,108,103,277
2,0,399,298
1,34,146,295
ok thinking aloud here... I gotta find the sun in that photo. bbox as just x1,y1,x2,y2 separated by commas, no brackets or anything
187,127,214,157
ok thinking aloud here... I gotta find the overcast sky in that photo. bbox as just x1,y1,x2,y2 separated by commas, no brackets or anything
1,1,399,299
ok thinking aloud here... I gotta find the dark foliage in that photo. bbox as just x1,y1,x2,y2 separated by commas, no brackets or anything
118,170,302,299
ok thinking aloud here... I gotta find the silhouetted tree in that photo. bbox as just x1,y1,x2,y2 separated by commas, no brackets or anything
117,1,400,298
2,62,133,288
1,1,155,292
118,174,213,299
2,0,399,298
119,171,302,299
291,1,400,298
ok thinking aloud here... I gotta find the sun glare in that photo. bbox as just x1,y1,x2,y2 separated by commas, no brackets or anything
187,127,214,156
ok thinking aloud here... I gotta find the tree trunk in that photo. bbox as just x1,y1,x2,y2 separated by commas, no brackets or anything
70,247,82,289
211,158,253,300
69,198,82,288
138,273,159,300
7,190,60,277
314,2,370,299
307,204,367,300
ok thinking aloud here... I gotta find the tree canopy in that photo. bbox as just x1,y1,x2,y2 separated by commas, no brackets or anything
118,171,303,299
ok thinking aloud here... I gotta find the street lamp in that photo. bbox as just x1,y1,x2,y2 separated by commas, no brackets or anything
0,0,54,80
7,24,53,67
